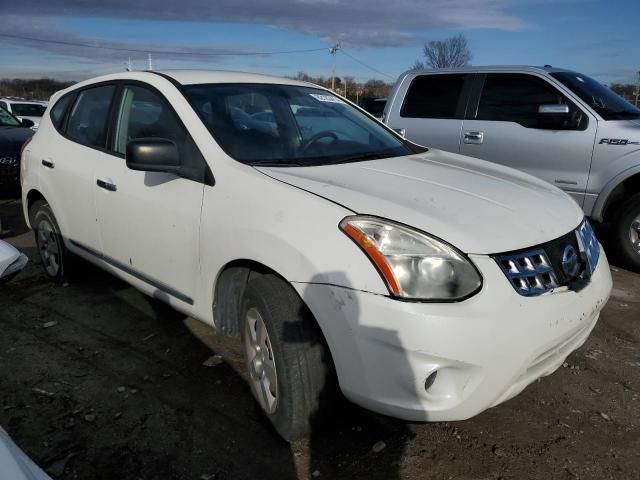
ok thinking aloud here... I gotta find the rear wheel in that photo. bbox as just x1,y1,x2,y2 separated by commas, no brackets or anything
240,274,336,441
29,201,71,283
611,193,640,272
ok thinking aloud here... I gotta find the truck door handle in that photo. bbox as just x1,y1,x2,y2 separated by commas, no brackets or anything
463,131,484,144
41,160,55,169
96,179,117,192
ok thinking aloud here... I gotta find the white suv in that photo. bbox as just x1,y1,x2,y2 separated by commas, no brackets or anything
21,70,612,440
0,98,47,130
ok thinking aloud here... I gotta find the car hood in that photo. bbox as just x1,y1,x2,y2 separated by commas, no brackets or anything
0,127,34,152
256,150,584,254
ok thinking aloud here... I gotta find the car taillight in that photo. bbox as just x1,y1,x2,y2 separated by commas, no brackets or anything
20,137,33,157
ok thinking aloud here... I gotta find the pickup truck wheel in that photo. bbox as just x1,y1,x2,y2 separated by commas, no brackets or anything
611,193,640,272
240,274,336,441
29,201,70,283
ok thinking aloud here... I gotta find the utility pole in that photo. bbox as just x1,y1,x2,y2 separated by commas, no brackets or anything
125,57,133,72
329,43,340,92
147,54,154,71
635,71,640,107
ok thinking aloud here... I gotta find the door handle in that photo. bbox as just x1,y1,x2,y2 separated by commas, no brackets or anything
463,131,484,144
96,179,117,192
41,160,55,169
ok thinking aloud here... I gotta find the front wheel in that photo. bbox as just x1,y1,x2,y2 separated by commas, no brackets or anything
611,193,640,272
240,274,336,441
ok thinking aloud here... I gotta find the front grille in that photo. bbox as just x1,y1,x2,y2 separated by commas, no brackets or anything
494,218,600,297
495,249,560,296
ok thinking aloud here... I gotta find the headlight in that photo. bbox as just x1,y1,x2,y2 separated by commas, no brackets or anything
340,215,482,301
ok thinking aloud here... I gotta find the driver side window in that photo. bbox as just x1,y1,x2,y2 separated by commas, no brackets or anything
113,85,205,177
477,74,585,129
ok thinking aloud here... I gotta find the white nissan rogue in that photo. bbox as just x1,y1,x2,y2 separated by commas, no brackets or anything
21,70,612,440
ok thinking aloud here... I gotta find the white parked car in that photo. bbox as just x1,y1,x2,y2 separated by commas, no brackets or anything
0,98,47,130
0,427,51,480
0,239,28,283
21,71,612,440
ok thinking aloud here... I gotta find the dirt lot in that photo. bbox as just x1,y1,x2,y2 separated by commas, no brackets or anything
1,196,639,480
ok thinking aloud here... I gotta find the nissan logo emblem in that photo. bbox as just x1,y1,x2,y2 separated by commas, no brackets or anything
561,244,580,278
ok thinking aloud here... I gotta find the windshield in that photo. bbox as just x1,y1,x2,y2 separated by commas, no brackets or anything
550,72,640,120
0,107,22,127
10,103,46,117
183,83,417,166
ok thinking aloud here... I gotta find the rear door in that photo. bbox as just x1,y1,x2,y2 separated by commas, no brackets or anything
40,84,116,251
386,73,472,152
460,73,597,206
93,83,206,306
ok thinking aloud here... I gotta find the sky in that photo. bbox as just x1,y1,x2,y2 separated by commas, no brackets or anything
0,0,639,85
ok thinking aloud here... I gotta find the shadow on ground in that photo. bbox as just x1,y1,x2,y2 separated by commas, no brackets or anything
0,198,411,479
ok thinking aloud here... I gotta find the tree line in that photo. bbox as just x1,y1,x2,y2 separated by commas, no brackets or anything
0,78,75,101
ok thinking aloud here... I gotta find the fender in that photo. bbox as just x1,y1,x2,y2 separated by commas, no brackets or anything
591,164,640,222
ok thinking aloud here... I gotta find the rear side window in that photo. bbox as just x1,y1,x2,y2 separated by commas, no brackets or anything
66,85,115,149
477,74,570,128
50,94,74,130
401,74,466,119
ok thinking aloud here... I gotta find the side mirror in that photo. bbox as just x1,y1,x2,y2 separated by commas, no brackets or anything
21,118,35,128
538,104,570,116
537,104,579,129
126,138,182,175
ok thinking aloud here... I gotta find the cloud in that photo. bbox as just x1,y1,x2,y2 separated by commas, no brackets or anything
4,0,535,47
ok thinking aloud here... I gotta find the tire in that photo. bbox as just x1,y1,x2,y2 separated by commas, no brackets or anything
240,274,337,441
29,200,72,283
611,193,640,272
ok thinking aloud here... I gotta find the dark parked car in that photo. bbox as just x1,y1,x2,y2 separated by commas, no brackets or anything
0,108,34,194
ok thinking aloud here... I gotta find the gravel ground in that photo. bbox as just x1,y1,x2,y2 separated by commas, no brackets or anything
1,197,639,480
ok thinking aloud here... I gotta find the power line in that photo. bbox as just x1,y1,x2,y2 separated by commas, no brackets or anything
338,49,394,80
0,33,328,57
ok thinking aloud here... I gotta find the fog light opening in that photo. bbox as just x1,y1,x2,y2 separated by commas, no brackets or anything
424,371,438,392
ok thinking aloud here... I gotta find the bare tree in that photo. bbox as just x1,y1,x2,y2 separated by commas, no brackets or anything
413,34,472,70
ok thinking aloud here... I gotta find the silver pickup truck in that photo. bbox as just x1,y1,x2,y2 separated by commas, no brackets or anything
384,66,640,271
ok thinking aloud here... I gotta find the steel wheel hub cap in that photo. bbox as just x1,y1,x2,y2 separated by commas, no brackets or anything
37,219,60,277
630,215,640,254
244,308,278,414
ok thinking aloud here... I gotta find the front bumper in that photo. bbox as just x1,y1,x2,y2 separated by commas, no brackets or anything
293,250,612,421
0,164,19,189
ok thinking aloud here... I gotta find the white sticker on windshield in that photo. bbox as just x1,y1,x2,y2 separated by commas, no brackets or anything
310,93,345,104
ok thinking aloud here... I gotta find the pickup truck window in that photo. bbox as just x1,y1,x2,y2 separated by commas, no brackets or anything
550,72,640,121
477,74,582,129
400,74,465,119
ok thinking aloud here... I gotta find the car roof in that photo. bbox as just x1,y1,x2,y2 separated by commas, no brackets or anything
400,65,575,77
65,70,320,92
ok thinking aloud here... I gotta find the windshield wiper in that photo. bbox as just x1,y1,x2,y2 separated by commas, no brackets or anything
248,160,304,167
328,152,398,165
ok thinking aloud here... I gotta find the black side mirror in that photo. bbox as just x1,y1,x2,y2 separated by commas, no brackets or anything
126,138,182,175
21,118,35,128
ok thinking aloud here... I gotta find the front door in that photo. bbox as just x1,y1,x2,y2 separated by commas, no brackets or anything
94,83,206,305
460,73,597,207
